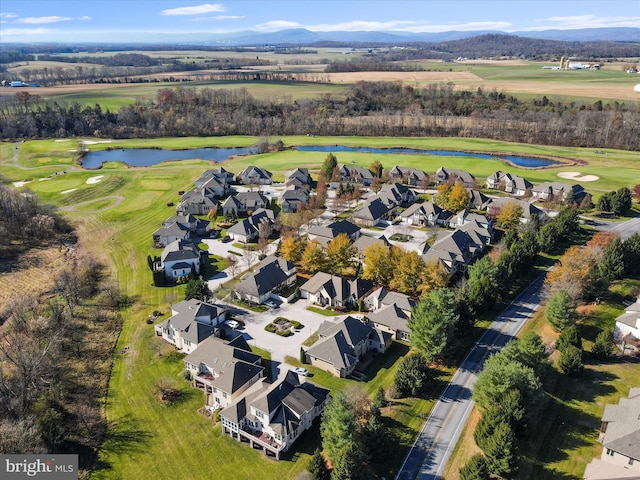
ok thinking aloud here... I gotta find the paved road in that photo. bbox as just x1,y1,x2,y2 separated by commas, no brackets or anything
593,216,640,240
395,272,547,480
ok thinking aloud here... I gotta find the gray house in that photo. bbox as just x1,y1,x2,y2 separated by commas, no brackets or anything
234,256,297,304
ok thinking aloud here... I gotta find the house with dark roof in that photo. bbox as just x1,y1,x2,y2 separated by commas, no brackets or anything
485,171,532,196
184,335,264,409
196,167,235,188
226,209,274,244
176,188,220,216
388,166,429,187
378,183,417,206
280,186,310,213
237,166,273,185
584,388,640,479
435,167,476,188
366,286,416,315
400,202,452,226
222,192,270,218
353,234,391,260
195,174,230,198
466,189,492,210
220,371,330,460
337,165,375,186
154,299,227,354
307,219,361,246
285,168,312,187
234,256,297,304
532,181,586,203
157,239,202,280
486,198,546,224
422,229,474,275
153,221,191,247
301,272,374,308
351,197,394,227
367,303,411,342
448,209,491,230
305,316,392,377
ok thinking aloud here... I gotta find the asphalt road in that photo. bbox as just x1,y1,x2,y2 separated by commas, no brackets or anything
395,272,547,480
593,216,640,240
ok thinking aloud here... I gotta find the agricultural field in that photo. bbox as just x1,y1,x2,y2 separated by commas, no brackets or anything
1,136,639,480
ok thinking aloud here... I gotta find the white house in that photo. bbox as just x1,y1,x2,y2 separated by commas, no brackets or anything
614,298,640,352
158,239,202,280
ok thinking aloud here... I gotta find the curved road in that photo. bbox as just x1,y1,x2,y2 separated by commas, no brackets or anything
395,272,547,480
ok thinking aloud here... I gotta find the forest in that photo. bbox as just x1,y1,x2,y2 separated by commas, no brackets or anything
1,81,638,151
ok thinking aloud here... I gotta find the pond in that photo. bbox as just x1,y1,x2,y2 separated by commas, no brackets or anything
80,144,561,169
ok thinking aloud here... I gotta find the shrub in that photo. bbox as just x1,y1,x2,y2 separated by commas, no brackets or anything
556,325,582,352
591,330,614,359
394,353,430,398
558,345,584,376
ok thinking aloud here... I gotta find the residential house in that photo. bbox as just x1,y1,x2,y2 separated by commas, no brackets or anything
176,189,220,216
234,256,297,304
184,335,264,409
466,189,492,210
285,168,312,187
486,198,546,224
194,174,230,198
366,286,416,315
301,272,373,308
222,192,270,218
378,182,417,206
157,239,202,280
486,171,532,196
435,167,476,188
196,167,235,188
448,209,492,230
485,171,505,190
351,197,394,227
280,186,310,213
226,209,275,244
583,388,640,479
154,299,227,354
337,165,375,186
368,303,411,342
352,235,391,260
459,220,493,256
400,202,452,226
220,371,330,460
388,166,429,187
614,298,640,352
152,221,191,247
532,181,586,203
237,166,272,185
307,219,361,247
422,229,474,275
305,316,392,377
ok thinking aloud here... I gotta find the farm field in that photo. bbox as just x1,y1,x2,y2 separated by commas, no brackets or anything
1,136,640,480
2,58,639,108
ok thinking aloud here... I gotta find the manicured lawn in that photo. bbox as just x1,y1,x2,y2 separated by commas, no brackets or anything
3,136,638,480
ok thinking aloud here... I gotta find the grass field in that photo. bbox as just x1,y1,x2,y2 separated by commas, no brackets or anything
1,135,639,480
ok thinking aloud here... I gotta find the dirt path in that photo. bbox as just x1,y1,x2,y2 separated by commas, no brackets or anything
60,195,126,213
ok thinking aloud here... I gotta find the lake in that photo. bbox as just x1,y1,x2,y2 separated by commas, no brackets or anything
81,145,560,169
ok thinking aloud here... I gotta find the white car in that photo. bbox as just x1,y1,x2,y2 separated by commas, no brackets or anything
293,367,309,377
225,320,239,329
264,300,279,308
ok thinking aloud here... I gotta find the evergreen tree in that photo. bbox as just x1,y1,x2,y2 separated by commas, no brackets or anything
393,353,430,398
322,153,338,181
466,256,498,314
409,289,459,362
558,345,584,376
460,454,490,480
556,325,582,352
501,333,548,373
623,233,640,276
484,421,518,478
598,238,625,281
591,330,614,360
184,278,210,301
320,392,357,465
363,413,388,458
545,289,577,331
308,448,330,480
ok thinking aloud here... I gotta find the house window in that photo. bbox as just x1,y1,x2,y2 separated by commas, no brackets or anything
629,458,634,466
606,449,614,456
223,392,227,399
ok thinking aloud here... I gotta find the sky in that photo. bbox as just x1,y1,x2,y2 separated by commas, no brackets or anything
1,0,639,43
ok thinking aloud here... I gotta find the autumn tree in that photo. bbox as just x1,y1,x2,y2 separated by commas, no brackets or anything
545,245,604,301
370,159,383,178
448,181,471,212
362,242,395,287
418,260,449,296
409,288,459,362
300,240,326,274
389,249,425,296
496,200,523,229
326,233,356,275
279,235,307,265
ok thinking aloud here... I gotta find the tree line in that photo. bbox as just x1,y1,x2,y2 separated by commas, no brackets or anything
1,81,638,150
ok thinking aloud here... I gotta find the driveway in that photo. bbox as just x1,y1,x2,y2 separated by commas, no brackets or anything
223,298,346,378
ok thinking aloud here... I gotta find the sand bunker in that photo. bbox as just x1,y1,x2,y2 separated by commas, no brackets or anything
80,140,113,145
61,189,77,195
558,172,599,182
86,175,104,184
12,181,31,187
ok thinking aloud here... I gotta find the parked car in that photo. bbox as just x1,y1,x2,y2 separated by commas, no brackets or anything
293,367,309,377
264,300,279,309
225,320,239,329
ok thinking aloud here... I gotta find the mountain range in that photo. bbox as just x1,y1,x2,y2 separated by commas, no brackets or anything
195,28,640,46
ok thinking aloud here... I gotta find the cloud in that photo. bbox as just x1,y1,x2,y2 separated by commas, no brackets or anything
0,12,18,19
161,3,225,16
2,28,52,36
191,14,245,22
255,20,303,31
16,16,73,24
525,14,640,30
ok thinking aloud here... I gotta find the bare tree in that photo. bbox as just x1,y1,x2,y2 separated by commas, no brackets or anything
243,245,257,271
227,255,239,279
